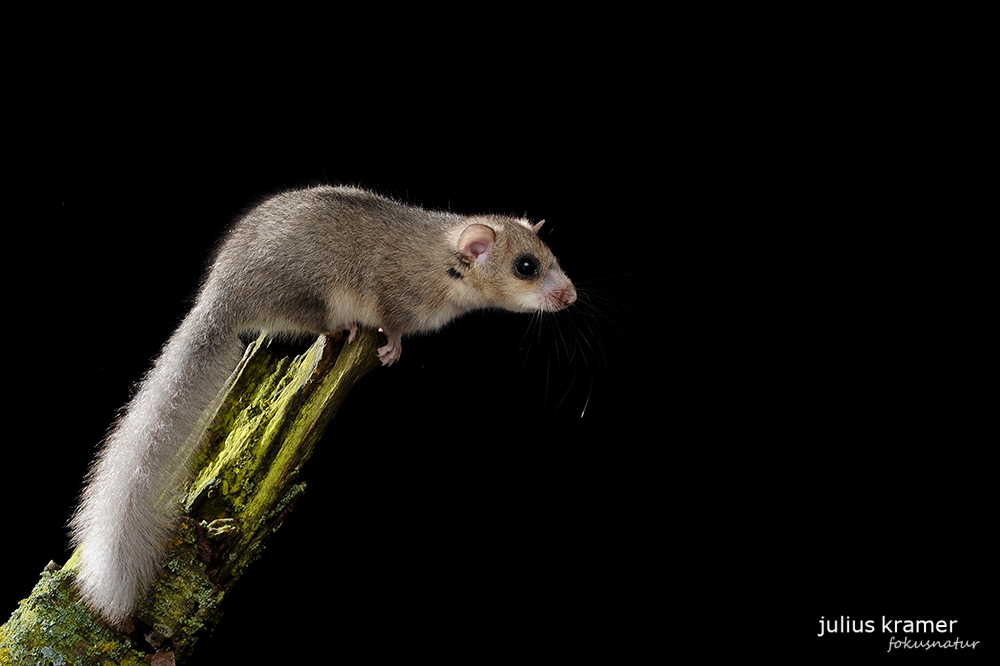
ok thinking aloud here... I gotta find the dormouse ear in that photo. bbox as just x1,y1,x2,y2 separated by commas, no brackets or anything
532,219,545,234
458,223,496,265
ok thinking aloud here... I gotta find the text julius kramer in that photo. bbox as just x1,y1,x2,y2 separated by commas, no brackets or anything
818,616,955,637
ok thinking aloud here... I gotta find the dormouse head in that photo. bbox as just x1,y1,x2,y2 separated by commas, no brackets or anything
453,215,577,313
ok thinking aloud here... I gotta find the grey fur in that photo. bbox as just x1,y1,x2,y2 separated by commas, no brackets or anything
70,186,576,625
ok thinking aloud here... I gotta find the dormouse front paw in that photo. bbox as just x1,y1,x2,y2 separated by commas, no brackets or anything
377,329,402,366
341,323,359,343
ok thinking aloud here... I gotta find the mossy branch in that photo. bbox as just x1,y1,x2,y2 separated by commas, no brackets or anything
1,330,384,665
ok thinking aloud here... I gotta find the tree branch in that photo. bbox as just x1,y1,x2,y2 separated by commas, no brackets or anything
1,330,383,665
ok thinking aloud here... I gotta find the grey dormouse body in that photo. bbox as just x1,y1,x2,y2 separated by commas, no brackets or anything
70,186,576,626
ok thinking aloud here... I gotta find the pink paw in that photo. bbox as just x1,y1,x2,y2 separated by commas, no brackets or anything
336,323,358,343
377,329,402,366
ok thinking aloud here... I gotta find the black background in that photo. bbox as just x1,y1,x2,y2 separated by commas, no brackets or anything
5,9,990,662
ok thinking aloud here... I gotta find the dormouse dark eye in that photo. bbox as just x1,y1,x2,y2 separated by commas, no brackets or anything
513,254,539,279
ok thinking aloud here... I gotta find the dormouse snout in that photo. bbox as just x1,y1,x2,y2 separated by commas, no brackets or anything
541,274,577,311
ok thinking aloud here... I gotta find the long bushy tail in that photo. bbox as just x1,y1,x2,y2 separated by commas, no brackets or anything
70,302,245,625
